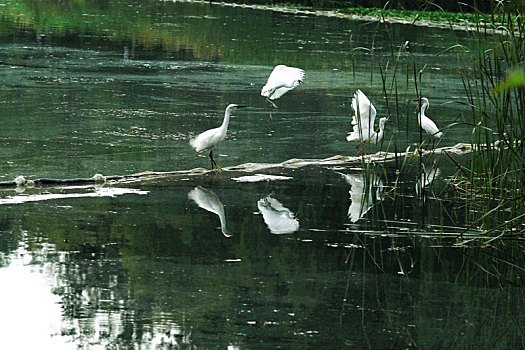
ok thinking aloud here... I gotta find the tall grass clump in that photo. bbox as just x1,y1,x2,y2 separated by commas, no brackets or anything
459,2,524,237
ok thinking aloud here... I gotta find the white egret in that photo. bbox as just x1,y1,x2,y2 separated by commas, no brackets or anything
415,97,443,138
188,186,231,237
261,64,305,108
346,90,387,149
257,195,299,234
189,104,244,170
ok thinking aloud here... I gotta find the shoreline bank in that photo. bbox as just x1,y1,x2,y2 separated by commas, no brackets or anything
167,0,507,33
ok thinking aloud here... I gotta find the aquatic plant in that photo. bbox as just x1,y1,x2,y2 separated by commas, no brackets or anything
344,0,524,243
337,7,513,28
455,2,524,238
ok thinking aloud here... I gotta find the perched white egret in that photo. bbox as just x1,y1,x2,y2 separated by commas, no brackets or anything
415,97,442,138
189,104,244,170
347,90,387,147
339,172,384,223
188,186,231,237
261,64,305,108
257,195,299,234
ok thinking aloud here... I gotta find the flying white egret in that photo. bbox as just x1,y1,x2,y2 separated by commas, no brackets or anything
415,97,443,138
188,186,231,237
261,64,305,108
346,90,387,150
189,104,244,170
257,195,299,234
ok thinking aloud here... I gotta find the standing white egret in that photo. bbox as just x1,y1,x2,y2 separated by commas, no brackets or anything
189,104,244,170
261,64,305,108
346,90,387,149
188,186,231,237
415,97,443,138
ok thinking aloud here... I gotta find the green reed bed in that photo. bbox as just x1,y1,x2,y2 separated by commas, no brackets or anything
457,3,524,239
360,2,525,242
338,6,513,28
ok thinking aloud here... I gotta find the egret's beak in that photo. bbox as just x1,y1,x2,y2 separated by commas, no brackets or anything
235,105,247,108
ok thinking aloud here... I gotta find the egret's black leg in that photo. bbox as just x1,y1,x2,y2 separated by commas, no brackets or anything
209,150,216,170
356,142,367,156
209,149,222,172
356,138,373,155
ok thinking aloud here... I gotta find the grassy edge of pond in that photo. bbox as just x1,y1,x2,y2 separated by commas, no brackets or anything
298,0,525,244
333,2,524,243
208,0,519,32
335,7,513,27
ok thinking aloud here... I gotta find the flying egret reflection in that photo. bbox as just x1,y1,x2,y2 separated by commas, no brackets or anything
415,97,443,138
257,195,299,234
261,65,305,108
340,172,385,223
188,186,231,237
346,90,387,152
189,104,245,170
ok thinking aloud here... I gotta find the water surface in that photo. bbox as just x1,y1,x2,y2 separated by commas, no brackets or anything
0,1,523,348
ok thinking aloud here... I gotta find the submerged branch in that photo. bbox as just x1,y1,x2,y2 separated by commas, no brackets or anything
0,143,484,189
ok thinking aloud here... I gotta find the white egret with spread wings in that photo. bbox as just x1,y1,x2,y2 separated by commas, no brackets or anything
261,65,304,108
347,90,387,150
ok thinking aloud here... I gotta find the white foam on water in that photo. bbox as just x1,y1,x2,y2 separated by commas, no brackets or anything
0,187,148,205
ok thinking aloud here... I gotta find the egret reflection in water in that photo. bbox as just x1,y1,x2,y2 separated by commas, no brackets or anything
415,163,441,197
257,195,299,234
188,186,231,237
340,172,385,223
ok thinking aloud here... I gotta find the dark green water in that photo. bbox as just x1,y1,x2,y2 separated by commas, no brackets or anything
0,1,523,348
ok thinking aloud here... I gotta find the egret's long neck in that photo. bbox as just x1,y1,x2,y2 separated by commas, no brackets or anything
376,123,385,139
420,102,428,116
417,103,427,125
220,107,233,130
218,208,229,237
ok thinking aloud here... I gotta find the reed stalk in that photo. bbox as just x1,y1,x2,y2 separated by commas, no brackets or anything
459,2,524,236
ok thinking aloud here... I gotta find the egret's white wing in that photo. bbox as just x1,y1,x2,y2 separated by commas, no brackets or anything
348,90,377,141
343,174,366,222
268,87,292,100
419,115,443,138
341,173,384,223
347,90,377,142
268,65,304,87
189,126,223,153
264,65,305,100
